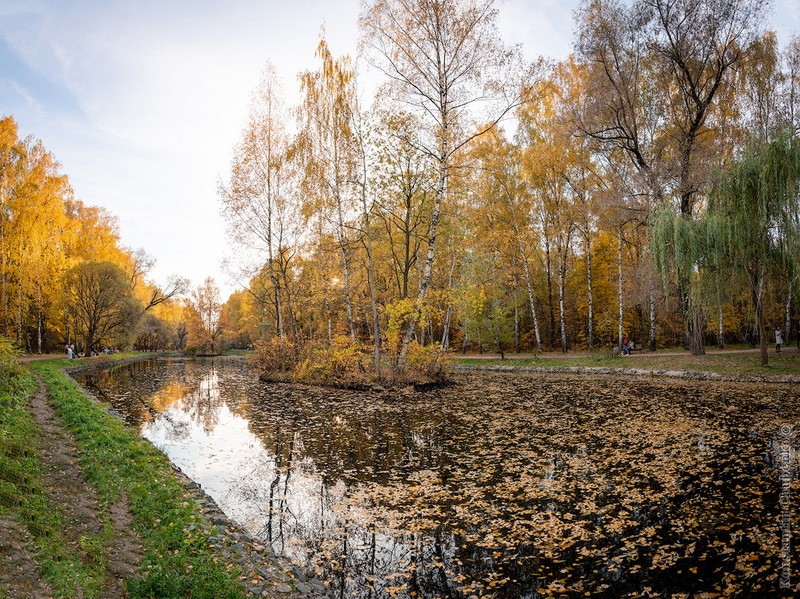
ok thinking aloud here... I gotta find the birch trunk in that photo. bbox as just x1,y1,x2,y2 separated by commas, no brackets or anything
786,281,792,347
440,251,457,349
512,220,542,352
558,249,568,353
717,283,725,350
585,233,594,353
360,177,381,377
649,289,657,351
617,226,624,350
336,197,356,339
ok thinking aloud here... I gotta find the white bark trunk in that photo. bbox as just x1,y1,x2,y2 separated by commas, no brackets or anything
585,234,594,352
617,226,624,350
786,280,792,346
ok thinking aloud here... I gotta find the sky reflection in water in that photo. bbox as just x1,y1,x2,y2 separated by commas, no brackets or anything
76,357,800,598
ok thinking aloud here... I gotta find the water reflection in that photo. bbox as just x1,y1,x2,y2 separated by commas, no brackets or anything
76,358,800,597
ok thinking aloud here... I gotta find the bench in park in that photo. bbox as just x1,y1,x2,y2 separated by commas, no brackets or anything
611,342,643,356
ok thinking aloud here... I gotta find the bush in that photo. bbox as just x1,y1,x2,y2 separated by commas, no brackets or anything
251,337,303,374
295,336,369,384
403,341,449,380
250,334,451,389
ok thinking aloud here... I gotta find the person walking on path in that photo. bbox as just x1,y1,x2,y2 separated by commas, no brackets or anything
775,328,784,353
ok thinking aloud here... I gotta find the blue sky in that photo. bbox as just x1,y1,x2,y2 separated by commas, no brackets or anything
1,0,798,297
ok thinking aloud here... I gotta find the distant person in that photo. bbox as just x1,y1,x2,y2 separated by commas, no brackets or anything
776,328,783,353
622,337,634,356
65,344,72,359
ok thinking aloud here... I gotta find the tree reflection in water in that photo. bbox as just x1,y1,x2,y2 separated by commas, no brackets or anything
77,358,800,598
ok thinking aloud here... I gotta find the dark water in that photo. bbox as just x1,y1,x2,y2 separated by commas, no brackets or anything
75,357,800,598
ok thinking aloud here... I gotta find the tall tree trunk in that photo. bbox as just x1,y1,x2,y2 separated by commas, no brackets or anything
336,205,356,340
324,299,333,345
544,238,555,347
716,281,725,350
786,280,792,347
751,269,768,366
679,278,706,355
440,251,457,350
399,137,447,362
617,226,624,350
274,285,285,340
558,249,568,353
16,287,22,347
514,226,542,353
1,255,6,336
649,289,657,351
279,255,298,343
361,198,381,377
585,233,594,353
36,284,42,354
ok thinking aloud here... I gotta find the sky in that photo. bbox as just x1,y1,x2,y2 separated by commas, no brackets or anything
2,0,799,299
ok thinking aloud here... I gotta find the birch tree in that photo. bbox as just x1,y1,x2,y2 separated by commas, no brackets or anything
360,0,532,360
220,64,295,340
297,39,360,339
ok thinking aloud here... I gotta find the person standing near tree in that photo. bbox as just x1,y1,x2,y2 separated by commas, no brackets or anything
776,328,783,353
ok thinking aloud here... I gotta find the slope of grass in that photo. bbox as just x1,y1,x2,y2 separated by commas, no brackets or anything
28,357,247,598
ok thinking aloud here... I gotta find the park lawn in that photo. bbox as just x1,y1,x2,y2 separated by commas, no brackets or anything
453,348,800,378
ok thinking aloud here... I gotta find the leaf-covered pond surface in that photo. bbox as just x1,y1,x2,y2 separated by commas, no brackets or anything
75,357,800,597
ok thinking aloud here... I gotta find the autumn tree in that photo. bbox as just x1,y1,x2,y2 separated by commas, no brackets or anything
297,39,360,340
705,131,800,366
64,260,140,355
220,64,297,340
360,0,532,360
469,127,543,352
372,110,433,302
576,0,769,354
188,277,223,354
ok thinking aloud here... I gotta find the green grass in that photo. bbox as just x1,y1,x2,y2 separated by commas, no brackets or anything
223,349,252,356
0,345,105,597
453,348,800,378
28,357,247,599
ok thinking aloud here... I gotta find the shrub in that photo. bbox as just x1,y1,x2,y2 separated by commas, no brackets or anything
251,337,303,374
404,341,449,378
295,336,370,384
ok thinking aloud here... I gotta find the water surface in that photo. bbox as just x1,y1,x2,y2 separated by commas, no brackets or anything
75,357,800,597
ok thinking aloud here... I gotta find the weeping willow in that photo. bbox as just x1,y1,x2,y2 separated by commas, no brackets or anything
705,130,800,366
651,204,708,355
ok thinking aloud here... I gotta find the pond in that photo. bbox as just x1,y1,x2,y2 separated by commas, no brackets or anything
75,357,799,598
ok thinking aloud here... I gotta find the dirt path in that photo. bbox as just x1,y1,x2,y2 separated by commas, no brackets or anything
0,515,52,599
1,376,143,598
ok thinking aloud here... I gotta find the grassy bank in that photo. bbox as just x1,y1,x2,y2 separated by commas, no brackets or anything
453,348,800,378
0,344,106,596
4,352,246,598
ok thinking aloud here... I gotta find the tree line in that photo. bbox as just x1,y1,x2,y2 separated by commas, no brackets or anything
217,0,800,372
0,116,227,356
